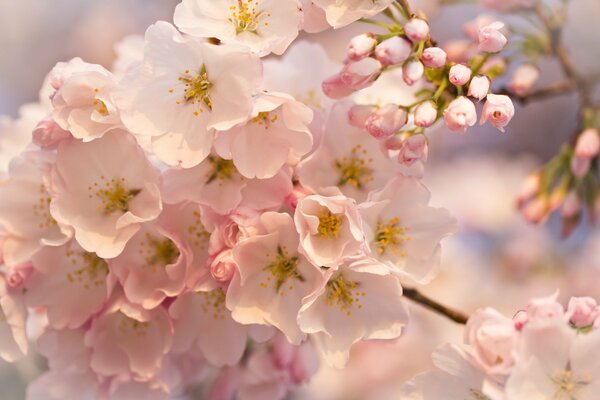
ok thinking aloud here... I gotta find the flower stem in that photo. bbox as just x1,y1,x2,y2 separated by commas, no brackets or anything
403,287,469,324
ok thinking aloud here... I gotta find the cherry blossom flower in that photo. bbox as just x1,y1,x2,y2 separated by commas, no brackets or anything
360,176,456,283
297,257,408,367
174,0,302,57
0,274,28,362
228,212,324,344
49,130,162,258
115,21,262,167
311,0,394,29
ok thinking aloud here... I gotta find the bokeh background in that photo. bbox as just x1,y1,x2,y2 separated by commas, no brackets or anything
1,0,600,398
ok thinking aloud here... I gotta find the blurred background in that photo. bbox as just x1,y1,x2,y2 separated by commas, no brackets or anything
1,0,600,398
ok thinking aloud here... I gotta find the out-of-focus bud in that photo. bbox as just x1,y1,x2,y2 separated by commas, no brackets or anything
443,96,477,133
32,117,71,149
561,191,581,219
348,104,376,129
516,172,541,208
478,21,508,53
421,47,447,69
527,291,565,323
414,101,438,128
374,36,412,66
365,104,408,139
402,60,424,86
574,128,600,160
480,94,515,132
463,15,496,41
566,297,599,328
404,18,430,42
322,74,354,99
398,135,428,166
449,64,472,86
383,135,403,150
513,310,528,330
521,196,549,224
347,33,377,61
340,57,382,89
468,75,490,100
509,64,539,96
444,40,473,63
571,155,592,178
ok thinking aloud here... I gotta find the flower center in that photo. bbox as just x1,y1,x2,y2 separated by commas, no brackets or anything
317,210,342,239
229,0,270,34
250,111,279,129
300,89,324,111
552,369,590,398
119,313,151,337
176,65,213,115
324,273,365,316
373,217,410,256
89,177,140,216
188,209,211,250
261,245,305,293
198,289,227,320
93,88,109,116
65,250,109,289
468,389,492,400
143,233,180,268
32,184,57,229
334,144,374,189
205,155,238,185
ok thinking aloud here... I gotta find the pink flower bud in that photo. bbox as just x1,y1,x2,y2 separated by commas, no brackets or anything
348,104,375,129
521,197,549,224
365,104,408,139
468,75,490,100
398,135,428,166
575,128,600,160
509,64,539,96
443,96,477,133
340,58,382,89
421,47,447,69
463,15,496,41
513,310,528,330
527,291,564,322
402,60,424,86
6,264,33,289
566,297,599,328
571,156,591,178
322,74,354,99
383,135,403,150
480,94,515,132
478,21,508,53
414,101,438,128
404,18,430,42
347,33,377,61
444,40,473,63
374,36,412,66
561,191,581,219
32,117,71,149
516,172,541,208
210,250,237,284
449,64,472,86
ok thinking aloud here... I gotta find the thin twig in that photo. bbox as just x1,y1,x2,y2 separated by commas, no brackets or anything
396,0,413,18
499,81,575,105
403,287,469,324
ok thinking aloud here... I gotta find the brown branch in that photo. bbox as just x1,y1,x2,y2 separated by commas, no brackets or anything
396,0,414,18
498,81,575,105
403,287,469,324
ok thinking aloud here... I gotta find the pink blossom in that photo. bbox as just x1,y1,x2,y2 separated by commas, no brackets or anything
468,75,490,100
322,73,355,99
516,173,541,208
571,155,592,178
443,96,477,133
449,64,472,86
574,128,600,160
444,40,473,64
480,94,515,132
566,297,599,328
478,21,508,53
348,104,376,128
365,104,408,139
299,0,331,33
347,33,377,61
513,310,528,330
0,274,28,362
32,117,71,149
509,64,539,96
311,0,394,29
404,18,430,42
414,101,438,128
375,37,412,66
420,47,447,69
526,291,565,323
561,191,581,219
402,60,424,86
397,135,429,166
210,249,237,284
340,58,382,89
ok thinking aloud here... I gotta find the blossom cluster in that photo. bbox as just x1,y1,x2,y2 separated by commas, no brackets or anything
402,293,600,399
0,1,463,399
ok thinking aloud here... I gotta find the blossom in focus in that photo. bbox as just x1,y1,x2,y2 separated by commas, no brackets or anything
478,21,508,53
480,94,515,132
468,75,491,100
443,96,477,133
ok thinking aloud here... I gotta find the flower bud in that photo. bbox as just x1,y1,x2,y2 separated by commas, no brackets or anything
513,310,528,330
420,47,447,69
348,104,375,129
365,104,408,138
478,21,508,53
574,128,600,160
398,135,428,166
346,33,377,61
414,101,437,128
444,40,472,63
527,291,564,322
449,64,472,86
374,36,412,66
468,75,490,100
521,197,549,224
516,172,541,208
561,191,581,219
404,18,430,42
340,58,382,89
402,60,424,86
480,94,515,132
566,297,599,328
443,96,477,133
210,250,237,284
322,74,354,99
571,156,591,178
383,135,403,150
509,64,539,96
